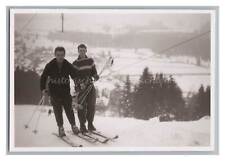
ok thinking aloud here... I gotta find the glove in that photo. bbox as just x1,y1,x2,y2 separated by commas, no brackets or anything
93,74,99,81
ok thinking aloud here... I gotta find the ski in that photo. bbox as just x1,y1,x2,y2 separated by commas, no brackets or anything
83,132,109,144
66,131,109,144
76,133,99,143
81,133,108,143
89,131,119,141
66,130,98,143
52,133,83,147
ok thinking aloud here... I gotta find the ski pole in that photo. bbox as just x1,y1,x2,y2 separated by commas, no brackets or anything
78,64,112,105
79,84,93,105
98,65,107,76
79,83,93,100
32,101,46,134
98,61,108,76
98,56,113,77
24,96,44,129
75,56,114,108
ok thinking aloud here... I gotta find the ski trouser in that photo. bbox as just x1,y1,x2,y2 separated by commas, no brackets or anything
50,95,76,127
77,85,96,125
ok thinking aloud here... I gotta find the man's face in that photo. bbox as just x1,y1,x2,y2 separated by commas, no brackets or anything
78,47,87,58
55,50,65,63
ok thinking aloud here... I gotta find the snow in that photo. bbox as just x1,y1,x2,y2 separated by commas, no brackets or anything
13,105,210,148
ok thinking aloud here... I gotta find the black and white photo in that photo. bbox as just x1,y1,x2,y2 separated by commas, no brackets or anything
8,7,218,153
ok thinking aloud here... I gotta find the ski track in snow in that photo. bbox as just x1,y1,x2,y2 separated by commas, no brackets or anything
14,105,210,148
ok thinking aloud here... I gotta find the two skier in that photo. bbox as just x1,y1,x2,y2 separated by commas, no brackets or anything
40,44,99,137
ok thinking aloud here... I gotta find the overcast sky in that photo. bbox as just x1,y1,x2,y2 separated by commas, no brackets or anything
14,12,210,34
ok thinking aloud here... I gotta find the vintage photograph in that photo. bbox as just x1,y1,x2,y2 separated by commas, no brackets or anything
8,7,218,153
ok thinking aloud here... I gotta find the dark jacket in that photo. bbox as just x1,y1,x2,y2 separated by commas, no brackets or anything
40,58,77,97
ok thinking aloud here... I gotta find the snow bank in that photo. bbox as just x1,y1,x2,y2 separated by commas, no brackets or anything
13,105,210,148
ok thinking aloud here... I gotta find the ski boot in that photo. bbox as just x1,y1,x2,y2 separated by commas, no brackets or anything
71,125,80,135
80,124,88,133
88,122,96,131
58,126,66,137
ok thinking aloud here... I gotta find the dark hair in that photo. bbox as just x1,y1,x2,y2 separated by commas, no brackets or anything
54,46,65,54
77,44,87,50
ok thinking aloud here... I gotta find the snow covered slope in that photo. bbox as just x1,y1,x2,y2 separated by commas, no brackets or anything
13,105,210,148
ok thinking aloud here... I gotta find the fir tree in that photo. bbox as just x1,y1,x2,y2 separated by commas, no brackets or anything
15,66,41,104
119,75,133,117
187,85,211,120
167,75,185,120
204,86,210,116
108,83,123,116
133,67,154,120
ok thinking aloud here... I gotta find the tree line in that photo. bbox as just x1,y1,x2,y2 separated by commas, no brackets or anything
108,67,210,121
15,66,41,104
14,65,210,121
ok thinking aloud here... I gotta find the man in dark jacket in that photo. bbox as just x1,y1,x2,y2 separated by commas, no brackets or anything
40,46,79,137
72,44,99,133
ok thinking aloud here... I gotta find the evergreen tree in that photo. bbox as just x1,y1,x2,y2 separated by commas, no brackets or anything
196,84,205,119
204,86,210,116
108,83,123,116
15,66,41,104
187,85,211,120
119,75,133,117
153,73,167,116
196,85,210,118
108,68,186,121
133,67,155,120
167,76,185,120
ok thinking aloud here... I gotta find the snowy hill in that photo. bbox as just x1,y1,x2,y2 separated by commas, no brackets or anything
13,105,210,149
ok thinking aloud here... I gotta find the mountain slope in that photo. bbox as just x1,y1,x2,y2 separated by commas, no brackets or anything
13,105,210,149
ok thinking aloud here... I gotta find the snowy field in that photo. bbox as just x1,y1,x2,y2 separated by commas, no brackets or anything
13,105,210,148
